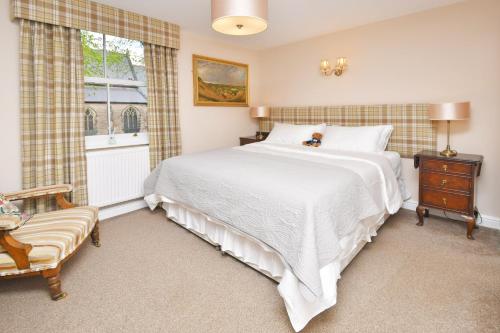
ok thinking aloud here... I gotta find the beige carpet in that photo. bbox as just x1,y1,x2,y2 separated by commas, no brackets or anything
1,208,499,333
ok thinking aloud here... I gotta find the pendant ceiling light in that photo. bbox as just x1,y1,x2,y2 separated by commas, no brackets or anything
211,0,268,36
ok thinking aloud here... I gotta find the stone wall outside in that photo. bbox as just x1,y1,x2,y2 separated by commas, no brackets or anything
85,103,148,135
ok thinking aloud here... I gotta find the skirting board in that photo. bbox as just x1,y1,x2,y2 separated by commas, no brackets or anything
98,199,147,220
402,200,500,231
97,197,500,231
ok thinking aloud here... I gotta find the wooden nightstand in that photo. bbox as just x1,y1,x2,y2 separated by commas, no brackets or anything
414,150,483,239
239,133,268,146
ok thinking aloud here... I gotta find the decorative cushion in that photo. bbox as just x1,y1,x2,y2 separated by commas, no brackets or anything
0,206,98,276
0,194,31,230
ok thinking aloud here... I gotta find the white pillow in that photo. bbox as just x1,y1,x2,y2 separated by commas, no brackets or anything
320,125,393,152
265,122,327,145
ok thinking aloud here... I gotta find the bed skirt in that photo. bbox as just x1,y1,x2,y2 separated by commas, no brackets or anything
145,194,389,331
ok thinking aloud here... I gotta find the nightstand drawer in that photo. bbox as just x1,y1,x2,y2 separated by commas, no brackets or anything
415,150,483,239
422,159,472,176
240,137,257,146
422,172,471,193
421,189,470,213
240,133,269,146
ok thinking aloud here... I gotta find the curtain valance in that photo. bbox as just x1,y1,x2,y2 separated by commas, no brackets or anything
12,0,180,49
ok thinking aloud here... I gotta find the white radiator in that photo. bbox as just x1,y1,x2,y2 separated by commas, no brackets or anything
86,145,150,207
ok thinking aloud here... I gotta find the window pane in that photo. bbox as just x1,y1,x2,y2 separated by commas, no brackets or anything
82,32,148,139
105,35,146,81
81,31,104,78
109,85,147,134
84,84,109,136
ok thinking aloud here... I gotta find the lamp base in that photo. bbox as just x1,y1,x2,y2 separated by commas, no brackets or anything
256,132,265,140
440,145,458,157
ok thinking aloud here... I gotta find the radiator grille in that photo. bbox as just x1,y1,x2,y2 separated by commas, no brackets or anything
86,146,150,207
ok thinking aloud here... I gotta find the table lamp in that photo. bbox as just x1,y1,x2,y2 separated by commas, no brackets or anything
250,106,270,140
428,102,470,157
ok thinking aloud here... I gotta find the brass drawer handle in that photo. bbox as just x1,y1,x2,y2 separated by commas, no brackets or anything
441,179,447,187
442,164,448,172
442,197,447,206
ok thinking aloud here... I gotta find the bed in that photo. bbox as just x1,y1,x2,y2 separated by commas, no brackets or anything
144,104,436,331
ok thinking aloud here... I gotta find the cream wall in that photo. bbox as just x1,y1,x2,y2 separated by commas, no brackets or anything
1,0,498,219
0,0,259,192
0,1,21,192
258,0,500,218
178,31,259,154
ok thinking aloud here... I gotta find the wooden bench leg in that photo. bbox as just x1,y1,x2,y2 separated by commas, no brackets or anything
91,220,101,247
42,266,67,301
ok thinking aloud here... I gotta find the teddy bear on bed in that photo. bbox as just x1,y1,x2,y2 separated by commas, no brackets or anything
302,132,323,147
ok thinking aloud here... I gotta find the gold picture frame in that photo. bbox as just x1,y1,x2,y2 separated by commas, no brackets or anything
193,54,249,107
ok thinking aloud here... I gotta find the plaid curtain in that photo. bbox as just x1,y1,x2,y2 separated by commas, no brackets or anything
12,0,180,49
144,43,181,169
20,19,88,213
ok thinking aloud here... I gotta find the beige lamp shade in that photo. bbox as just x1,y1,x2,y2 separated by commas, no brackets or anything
250,106,270,118
211,0,268,35
428,102,470,120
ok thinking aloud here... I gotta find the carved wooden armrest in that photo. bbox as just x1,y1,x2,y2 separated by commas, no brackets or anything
4,184,75,209
4,184,73,201
0,230,32,270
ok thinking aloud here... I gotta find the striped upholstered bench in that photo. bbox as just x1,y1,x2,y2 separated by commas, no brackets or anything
0,185,100,300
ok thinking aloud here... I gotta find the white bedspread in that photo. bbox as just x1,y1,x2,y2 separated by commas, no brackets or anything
144,142,402,299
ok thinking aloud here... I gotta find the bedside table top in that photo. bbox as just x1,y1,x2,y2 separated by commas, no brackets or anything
415,150,483,164
240,135,260,140
240,132,269,141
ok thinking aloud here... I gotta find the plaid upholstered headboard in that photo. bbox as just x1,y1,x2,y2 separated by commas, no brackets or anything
259,104,436,159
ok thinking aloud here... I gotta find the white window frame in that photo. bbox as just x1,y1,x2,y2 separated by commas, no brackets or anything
83,33,148,150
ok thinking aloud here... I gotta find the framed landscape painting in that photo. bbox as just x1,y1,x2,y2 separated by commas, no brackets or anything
193,54,249,107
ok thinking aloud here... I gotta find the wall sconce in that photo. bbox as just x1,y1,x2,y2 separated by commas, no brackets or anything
320,57,348,76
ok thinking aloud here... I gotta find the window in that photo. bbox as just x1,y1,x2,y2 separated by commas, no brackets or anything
82,31,148,138
84,108,97,135
123,106,141,133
